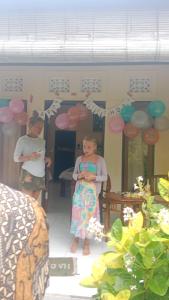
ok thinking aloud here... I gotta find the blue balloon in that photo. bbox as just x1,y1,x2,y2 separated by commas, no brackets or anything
148,100,166,117
120,105,135,122
0,99,10,108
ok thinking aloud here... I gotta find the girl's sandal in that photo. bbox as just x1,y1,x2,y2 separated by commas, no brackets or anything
70,237,79,253
83,240,90,255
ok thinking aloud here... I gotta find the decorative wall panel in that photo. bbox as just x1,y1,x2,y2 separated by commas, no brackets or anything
1,78,23,92
81,78,101,93
129,78,151,93
49,78,70,93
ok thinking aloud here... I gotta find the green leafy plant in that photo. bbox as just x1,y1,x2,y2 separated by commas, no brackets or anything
81,177,169,300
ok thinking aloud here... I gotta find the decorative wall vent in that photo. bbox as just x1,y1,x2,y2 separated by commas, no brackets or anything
129,78,151,93
81,78,101,93
49,78,70,93
1,77,23,92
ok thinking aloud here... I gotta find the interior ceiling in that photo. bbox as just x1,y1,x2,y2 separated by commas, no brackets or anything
1,1,169,64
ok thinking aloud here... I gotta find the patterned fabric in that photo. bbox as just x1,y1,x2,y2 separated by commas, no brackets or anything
79,161,97,173
73,156,108,195
0,183,49,300
70,161,99,239
19,169,45,191
70,180,99,239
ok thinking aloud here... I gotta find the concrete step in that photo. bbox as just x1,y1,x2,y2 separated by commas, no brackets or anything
44,295,92,300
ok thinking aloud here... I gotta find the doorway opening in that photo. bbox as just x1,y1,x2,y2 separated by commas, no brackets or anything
44,100,105,199
53,130,76,181
44,99,106,257
43,99,107,299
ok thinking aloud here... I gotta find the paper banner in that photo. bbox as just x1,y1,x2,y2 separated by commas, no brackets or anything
38,92,135,119
39,99,62,119
83,94,135,118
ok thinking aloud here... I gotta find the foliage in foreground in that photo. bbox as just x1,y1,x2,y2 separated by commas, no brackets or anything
81,177,169,300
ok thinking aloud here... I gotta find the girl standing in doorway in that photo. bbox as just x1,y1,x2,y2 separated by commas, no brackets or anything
14,110,51,201
70,136,107,255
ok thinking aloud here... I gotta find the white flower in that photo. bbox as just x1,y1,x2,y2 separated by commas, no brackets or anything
87,218,104,241
139,280,144,283
157,208,169,225
137,176,143,181
123,207,136,222
89,217,97,224
134,183,139,191
124,253,135,273
127,267,132,273
130,285,137,290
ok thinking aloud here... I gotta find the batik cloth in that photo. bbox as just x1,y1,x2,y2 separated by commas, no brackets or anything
0,183,49,300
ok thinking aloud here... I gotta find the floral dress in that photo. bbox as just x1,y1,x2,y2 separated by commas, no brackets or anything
70,161,100,239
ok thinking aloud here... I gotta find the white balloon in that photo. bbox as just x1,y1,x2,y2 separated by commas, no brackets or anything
154,116,169,131
131,110,150,129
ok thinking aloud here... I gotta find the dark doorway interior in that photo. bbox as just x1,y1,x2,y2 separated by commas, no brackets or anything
53,130,76,180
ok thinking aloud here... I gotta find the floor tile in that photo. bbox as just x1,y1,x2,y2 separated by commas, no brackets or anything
45,181,107,299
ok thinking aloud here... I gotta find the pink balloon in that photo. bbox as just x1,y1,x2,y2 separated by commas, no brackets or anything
68,119,78,130
9,98,24,113
0,107,14,123
55,113,69,129
109,115,125,133
76,104,88,120
67,106,80,122
14,112,28,126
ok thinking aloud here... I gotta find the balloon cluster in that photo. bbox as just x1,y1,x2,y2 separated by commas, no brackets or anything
109,100,168,145
0,98,28,136
54,103,88,130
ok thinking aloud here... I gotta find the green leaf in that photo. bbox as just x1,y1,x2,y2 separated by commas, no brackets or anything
147,241,165,258
140,242,165,269
113,274,132,292
152,257,169,270
111,219,123,241
151,203,164,213
146,290,169,300
80,275,97,288
99,282,115,294
148,273,169,296
131,289,145,300
142,255,154,268
138,230,152,246
129,244,139,257
158,178,169,202
101,272,116,287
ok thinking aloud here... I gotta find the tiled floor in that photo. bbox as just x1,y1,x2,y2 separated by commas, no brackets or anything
44,182,108,300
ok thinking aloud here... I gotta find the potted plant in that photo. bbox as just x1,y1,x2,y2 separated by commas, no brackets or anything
81,177,169,300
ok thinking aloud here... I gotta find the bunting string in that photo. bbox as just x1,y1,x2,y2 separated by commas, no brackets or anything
38,92,135,119
39,99,62,119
